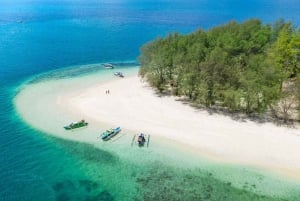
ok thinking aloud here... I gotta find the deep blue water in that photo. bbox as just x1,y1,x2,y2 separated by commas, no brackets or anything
1,1,300,200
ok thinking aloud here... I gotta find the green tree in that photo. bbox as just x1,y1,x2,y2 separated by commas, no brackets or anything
138,19,299,117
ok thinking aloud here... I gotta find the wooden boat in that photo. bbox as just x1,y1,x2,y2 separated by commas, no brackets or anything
101,127,121,141
64,120,88,130
103,63,114,69
114,72,124,78
131,133,150,147
137,133,146,147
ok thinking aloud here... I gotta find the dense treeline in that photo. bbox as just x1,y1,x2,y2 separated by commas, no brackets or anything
139,19,300,120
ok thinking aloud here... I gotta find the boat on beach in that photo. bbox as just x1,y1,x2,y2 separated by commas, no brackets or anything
101,127,121,141
131,133,150,147
137,133,146,146
114,72,124,78
103,63,114,69
64,120,88,130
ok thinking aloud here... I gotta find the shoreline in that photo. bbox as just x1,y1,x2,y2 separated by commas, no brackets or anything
14,67,300,180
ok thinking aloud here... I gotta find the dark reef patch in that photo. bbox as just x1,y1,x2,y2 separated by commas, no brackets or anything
52,178,113,201
134,164,288,201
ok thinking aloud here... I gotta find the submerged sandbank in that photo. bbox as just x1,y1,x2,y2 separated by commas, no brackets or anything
14,65,300,185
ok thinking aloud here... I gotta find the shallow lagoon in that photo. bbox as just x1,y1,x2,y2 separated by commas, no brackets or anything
2,0,300,200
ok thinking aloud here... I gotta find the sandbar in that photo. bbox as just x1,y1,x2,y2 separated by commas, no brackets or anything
15,68,300,179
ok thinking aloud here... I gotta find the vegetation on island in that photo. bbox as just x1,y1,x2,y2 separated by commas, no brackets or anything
139,19,300,122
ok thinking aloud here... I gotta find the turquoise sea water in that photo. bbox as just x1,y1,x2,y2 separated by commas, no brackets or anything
1,1,300,200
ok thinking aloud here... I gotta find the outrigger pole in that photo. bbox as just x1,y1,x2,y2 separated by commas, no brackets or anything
147,135,150,148
131,134,136,147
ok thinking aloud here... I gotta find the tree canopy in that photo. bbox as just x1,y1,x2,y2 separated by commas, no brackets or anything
139,19,300,117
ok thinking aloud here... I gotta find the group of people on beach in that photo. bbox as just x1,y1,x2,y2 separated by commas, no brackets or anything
105,90,110,94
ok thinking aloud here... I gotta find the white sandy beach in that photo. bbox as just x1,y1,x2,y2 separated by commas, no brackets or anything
15,69,300,178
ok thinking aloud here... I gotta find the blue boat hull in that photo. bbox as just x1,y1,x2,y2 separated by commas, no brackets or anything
101,127,121,141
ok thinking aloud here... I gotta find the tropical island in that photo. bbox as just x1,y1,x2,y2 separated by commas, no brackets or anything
14,19,300,200
139,19,300,123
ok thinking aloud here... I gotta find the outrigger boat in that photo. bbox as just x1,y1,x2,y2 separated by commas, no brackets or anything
131,133,150,147
103,63,114,69
101,127,121,141
64,120,88,130
114,72,124,78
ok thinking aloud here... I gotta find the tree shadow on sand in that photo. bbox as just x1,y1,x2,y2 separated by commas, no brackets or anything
150,86,298,128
